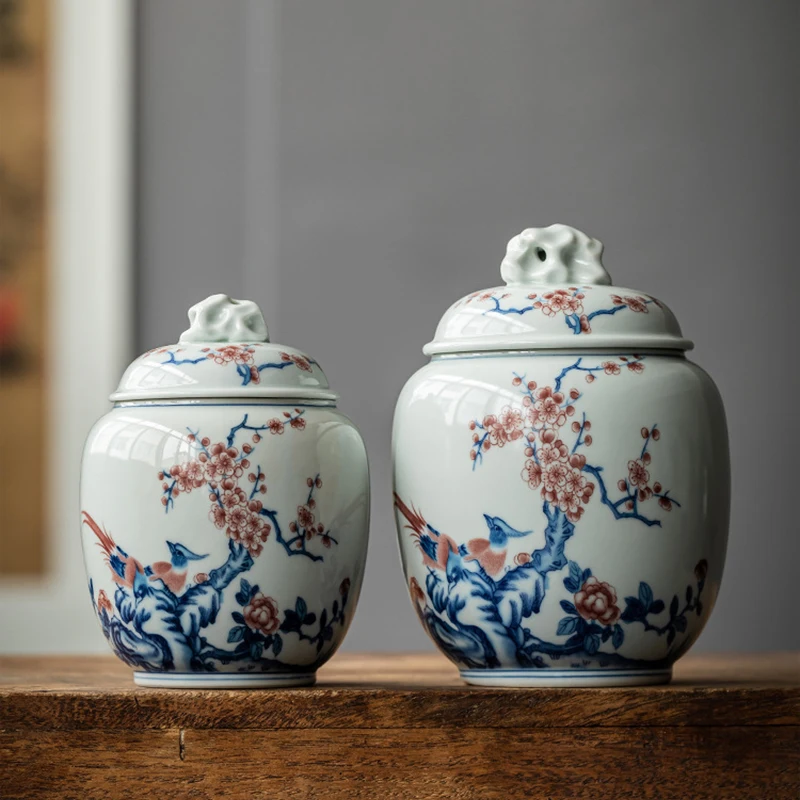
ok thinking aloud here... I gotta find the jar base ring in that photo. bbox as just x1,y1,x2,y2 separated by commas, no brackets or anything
459,667,672,688
133,671,317,689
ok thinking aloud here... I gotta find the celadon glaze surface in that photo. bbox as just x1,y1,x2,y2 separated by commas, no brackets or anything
80,297,369,688
392,225,730,686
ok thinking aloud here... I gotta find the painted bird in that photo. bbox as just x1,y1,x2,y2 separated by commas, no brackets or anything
82,511,144,588
394,493,518,666
393,494,458,571
110,565,185,671
463,514,533,577
146,541,209,595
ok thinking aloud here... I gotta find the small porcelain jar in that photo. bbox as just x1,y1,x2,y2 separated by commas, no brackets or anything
393,224,729,687
81,295,369,687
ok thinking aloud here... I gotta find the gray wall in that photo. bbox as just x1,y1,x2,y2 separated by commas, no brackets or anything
138,0,799,653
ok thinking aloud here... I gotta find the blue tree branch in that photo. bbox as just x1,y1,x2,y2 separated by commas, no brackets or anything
161,351,207,366
585,305,627,323
260,507,323,562
486,296,537,316
553,359,604,392
583,464,662,527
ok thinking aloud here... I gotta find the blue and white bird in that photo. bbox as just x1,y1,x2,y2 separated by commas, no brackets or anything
146,541,208,594
462,514,532,577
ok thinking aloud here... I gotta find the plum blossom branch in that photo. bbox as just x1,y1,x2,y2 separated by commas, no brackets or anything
161,350,207,366
475,288,656,336
553,358,604,392
486,295,536,316
258,507,322,562
249,464,264,500
157,345,316,387
582,464,662,527
157,413,338,563
469,426,492,470
554,356,645,392
161,474,180,511
485,287,587,321
287,475,338,552
571,413,588,454
584,305,626,323
608,425,681,516
226,409,305,447
468,360,678,530
249,471,337,561
236,360,290,385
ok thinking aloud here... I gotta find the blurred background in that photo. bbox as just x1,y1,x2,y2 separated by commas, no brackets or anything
0,0,797,654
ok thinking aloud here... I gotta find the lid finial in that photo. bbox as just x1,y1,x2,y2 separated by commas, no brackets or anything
500,224,612,287
179,294,270,344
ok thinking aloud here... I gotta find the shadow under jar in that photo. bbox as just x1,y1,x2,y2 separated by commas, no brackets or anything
81,294,369,688
392,224,729,687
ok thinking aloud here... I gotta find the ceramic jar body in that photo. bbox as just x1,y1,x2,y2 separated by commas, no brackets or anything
81,401,369,688
393,352,729,686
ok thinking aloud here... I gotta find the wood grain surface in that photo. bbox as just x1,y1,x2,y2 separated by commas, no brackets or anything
0,0,49,576
1,652,798,799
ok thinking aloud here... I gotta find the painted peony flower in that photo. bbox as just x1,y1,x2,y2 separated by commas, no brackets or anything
574,577,620,626
243,592,280,634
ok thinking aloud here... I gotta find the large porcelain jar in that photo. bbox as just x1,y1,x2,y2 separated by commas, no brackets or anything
393,224,729,686
81,295,369,687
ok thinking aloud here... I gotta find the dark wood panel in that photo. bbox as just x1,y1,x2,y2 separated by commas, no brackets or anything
0,727,797,800
1,653,797,798
1,653,798,732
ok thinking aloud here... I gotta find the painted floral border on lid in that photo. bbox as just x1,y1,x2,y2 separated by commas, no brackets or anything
111,294,337,402
424,224,692,355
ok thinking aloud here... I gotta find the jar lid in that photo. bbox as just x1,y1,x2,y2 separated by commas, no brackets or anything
111,294,337,402
424,224,692,356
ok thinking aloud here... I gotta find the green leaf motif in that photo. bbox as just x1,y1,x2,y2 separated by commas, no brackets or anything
227,626,245,644
638,582,653,610
669,595,679,618
584,633,600,655
649,599,665,615
557,616,579,636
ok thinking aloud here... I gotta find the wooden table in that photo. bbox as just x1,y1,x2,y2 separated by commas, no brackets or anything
1,653,798,799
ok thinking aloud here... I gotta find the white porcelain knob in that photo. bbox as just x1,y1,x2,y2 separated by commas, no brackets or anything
179,294,270,344
500,224,612,287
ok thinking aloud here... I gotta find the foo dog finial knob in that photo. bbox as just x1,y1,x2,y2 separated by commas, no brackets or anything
179,294,270,343
500,224,612,287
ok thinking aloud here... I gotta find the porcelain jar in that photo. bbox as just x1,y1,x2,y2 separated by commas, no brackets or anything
81,295,369,687
393,224,729,687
